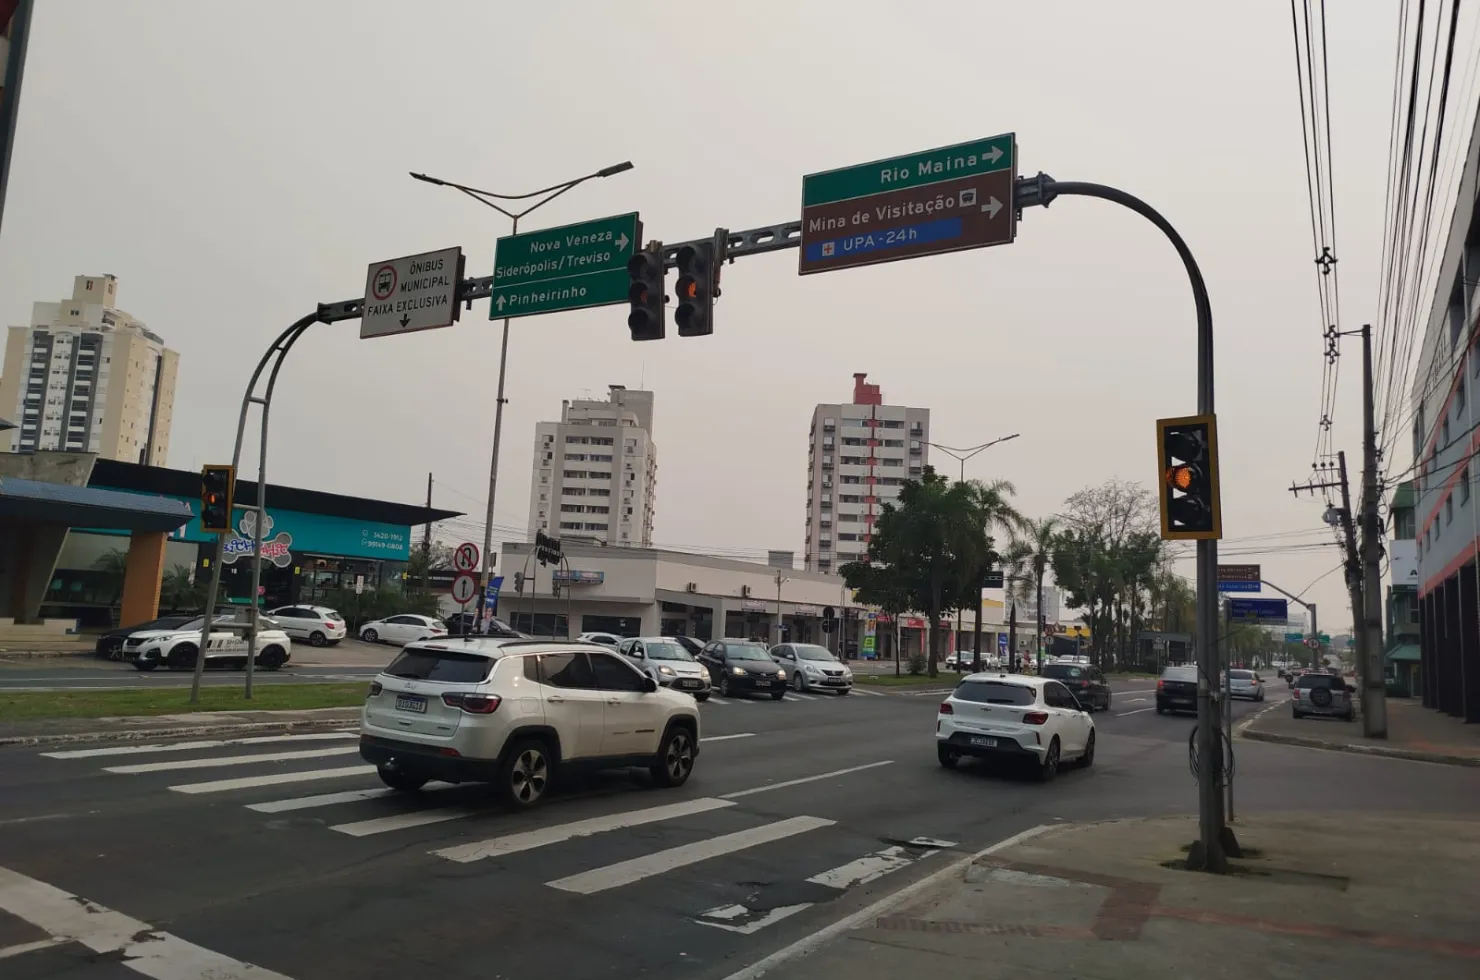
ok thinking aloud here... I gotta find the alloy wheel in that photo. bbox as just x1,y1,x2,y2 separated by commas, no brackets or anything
510,748,549,804
665,732,694,781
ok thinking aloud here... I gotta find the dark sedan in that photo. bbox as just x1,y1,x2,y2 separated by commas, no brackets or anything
698,639,787,700
1041,661,1111,711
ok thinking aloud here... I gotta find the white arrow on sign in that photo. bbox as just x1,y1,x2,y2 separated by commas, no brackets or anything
984,146,1003,164
980,197,1003,219
615,232,629,252
496,295,507,311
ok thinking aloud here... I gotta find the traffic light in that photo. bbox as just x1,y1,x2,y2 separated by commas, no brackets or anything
674,228,727,337
200,464,235,533
627,241,665,341
534,530,563,566
1156,413,1222,540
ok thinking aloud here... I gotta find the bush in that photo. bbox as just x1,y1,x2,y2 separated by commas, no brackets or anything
318,586,441,632
908,653,927,676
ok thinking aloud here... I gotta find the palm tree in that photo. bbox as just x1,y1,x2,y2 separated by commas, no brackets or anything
966,479,1024,669
1013,517,1061,671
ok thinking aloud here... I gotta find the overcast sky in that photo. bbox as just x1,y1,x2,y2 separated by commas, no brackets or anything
4,0,1466,630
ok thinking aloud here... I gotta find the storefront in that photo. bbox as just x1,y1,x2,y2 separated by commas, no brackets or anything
42,458,458,625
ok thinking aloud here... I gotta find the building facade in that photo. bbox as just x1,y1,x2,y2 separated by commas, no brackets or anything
1386,481,1420,696
1408,96,1480,724
528,385,656,547
804,373,930,572
0,275,178,464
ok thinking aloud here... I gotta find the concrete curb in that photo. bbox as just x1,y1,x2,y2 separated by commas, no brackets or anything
0,650,94,660
1238,727,1480,768
0,717,359,748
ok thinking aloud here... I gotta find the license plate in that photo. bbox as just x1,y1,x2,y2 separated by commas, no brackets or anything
754,680,770,688
679,679,701,689
394,695,427,714
969,736,998,748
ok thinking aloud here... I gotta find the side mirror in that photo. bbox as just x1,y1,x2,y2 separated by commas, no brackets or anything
641,676,658,693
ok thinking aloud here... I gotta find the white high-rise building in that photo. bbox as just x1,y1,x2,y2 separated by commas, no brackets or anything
528,385,656,547
804,373,930,573
0,275,179,464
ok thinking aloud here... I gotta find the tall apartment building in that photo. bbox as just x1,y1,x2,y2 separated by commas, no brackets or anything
528,385,656,547
0,275,179,464
805,373,930,573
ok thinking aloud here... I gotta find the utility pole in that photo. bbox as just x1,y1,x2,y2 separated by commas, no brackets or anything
421,472,433,591
1359,323,1388,737
1289,454,1362,671
0,0,34,237
774,568,788,645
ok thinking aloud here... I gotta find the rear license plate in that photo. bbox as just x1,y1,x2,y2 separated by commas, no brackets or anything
754,680,770,688
394,695,427,714
969,736,998,748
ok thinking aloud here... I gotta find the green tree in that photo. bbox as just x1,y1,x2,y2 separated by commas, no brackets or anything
1007,517,1060,670
406,541,454,587
92,548,128,612
160,564,205,613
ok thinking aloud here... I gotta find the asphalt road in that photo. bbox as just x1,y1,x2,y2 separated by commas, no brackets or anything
4,685,1478,979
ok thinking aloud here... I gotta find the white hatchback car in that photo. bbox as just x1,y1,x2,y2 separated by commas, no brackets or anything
936,672,1096,781
266,605,347,646
360,614,447,645
359,637,701,807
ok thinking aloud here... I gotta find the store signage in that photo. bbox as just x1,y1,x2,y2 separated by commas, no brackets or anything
791,604,822,617
551,569,604,584
741,599,767,611
221,512,293,567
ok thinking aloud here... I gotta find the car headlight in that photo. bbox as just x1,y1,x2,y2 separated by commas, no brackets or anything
732,666,746,676
658,665,676,676
775,669,786,679
804,665,823,674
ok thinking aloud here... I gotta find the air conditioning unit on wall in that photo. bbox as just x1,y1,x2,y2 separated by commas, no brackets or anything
685,582,698,593
741,585,752,597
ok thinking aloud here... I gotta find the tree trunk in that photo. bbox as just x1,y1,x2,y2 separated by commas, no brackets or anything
1008,600,1018,672
927,582,942,678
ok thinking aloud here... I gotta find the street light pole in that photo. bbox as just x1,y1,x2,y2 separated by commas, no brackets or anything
411,162,633,632
926,434,1020,669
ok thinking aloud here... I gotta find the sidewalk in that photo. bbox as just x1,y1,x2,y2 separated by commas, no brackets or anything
1242,695,1480,767
744,813,1480,980
0,707,360,747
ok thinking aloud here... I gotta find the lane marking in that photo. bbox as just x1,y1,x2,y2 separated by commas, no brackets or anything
330,807,480,837
720,760,894,799
433,797,736,864
851,688,886,697
1125,697,1148,703
790,693,818,701
702,732,757,742
805,845,917,890
695,903,814,935
547,815,834,894
105,745,361,774
715,824,1054,980
1115,707,1155,717
0,864,295,979
171,765,375,794
706,696,730,705
41,732,356,760
0,937,68,960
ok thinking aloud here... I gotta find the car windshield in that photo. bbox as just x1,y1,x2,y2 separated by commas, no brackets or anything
954,680,1036,705
793,645,835,662
1043,664,1084,679
727,645,772,661
384,648,493,683
1162,667,1198,682
644,642,692,661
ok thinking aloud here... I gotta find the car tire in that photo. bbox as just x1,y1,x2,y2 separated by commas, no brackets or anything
695,692,710,702
500,738,552,808
792,672,806,692
1155,704,1165,714
166,644,197,671
309,631,327,647
937,744,960,769
1037,738,1061,782
650,725,696,788
259,646,287,671
1081,730,1096,768
719,675,731,698
362,628,379,643
770,690,786,701
377,767,428,792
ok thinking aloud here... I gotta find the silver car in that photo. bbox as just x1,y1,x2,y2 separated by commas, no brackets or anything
619,636,712,701
770,642,854,694
1227,669,1265,701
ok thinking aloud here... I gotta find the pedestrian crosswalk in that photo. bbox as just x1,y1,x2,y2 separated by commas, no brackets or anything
33,732,943,935
705,687,891,704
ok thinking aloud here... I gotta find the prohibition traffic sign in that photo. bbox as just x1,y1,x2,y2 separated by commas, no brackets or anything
453,542,480,572
1304,637,1321,649
451,573,478,606
370,264,397,301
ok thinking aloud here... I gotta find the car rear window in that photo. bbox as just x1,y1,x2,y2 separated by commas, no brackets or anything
954,680,1037,705
1296,674,1342,689
1042,664,1084,679
384,648,493,683
1161,667,1198,682
1229,670,1255,680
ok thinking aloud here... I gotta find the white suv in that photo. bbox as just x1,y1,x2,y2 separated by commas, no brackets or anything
359,637,701,807
936,672,1096,781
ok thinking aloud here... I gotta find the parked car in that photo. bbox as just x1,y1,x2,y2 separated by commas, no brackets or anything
617,636,712,700
936,672,1096,781
359,638,700,807
360,614,447,645
770,643,853,694
121,610,269,664
130,619,292,672
266,605,347,647
1292,672,1354,721
1155,665,1199,714
444,613,523,638
1227,669,1265,701
577,631,623,647
95,614,198,661
672,635,706,657
697,639,787,699
1040,661,1111,711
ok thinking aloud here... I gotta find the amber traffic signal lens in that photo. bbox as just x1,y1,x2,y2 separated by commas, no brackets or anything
677,276,697,300
1166,465,1194,490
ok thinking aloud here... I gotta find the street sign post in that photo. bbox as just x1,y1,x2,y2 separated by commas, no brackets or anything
490,212,641,319
451,573,477,606
799,134,1016,276
361,247,464,339
453,542,480,573
982,570,1005,589
354,574,364,596
1216,563,1261,593
1228,598,1288,624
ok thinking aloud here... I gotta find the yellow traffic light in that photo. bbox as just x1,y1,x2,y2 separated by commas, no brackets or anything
1155,414,1221,540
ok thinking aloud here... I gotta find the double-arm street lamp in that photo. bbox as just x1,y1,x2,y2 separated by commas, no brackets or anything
927,433,1021,482
411,161,634,630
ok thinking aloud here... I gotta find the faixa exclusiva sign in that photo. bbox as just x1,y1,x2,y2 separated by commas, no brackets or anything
221,512,293,568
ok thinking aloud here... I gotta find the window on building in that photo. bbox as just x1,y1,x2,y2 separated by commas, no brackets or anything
1443,418,1451,445
1458,377,1468,416
1395,506,1416,538
1463,468,1472,505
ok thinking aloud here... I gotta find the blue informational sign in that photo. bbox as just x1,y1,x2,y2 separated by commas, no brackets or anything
1229,598,1288,623
486,576,504,602
998,633,1009,654
1217,580,1261,593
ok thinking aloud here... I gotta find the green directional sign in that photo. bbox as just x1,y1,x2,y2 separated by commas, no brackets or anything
490,212,640,320
802,134,1015,208
1284,632,1303,642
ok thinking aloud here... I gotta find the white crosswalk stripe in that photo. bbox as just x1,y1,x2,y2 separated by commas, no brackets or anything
40,732,356,760
432,797,735,863
104,744,361,774
171,765,375,794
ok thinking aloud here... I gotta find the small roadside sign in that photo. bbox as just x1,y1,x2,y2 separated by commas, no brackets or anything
1304,637,1320,649
361,246,464,339
451,573,477,606
354,574,365,595
452,542,480,573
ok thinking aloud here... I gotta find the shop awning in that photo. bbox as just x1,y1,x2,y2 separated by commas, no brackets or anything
1385,643,1420,663
0,476,194,533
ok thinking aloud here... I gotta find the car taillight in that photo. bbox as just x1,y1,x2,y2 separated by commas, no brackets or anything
1022,711,1049,725
442,692,501,714
1156,679,1165,692
939,701,954,714
368,681,382,697
325,622,337,629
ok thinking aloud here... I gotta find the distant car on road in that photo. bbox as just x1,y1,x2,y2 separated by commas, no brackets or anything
770,642,853,694
577,631,623,647
130,619,292,672
697,639,787,699
936,672,1096,781
1155,665,1199,715
360,614,447,646
1227,669,1265,701
1292,672,1354,721
1040,661,1111,712
617,636,711,701
95,614,197,661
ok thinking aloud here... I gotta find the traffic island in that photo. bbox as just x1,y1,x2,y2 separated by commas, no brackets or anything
1240,695,1480,767
745,814,1480,980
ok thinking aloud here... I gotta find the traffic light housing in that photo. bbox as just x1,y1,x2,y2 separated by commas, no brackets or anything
200,464,235,533
534,530,563,566
627,241,665,341
674,228,727,337
1156,413,1222,540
